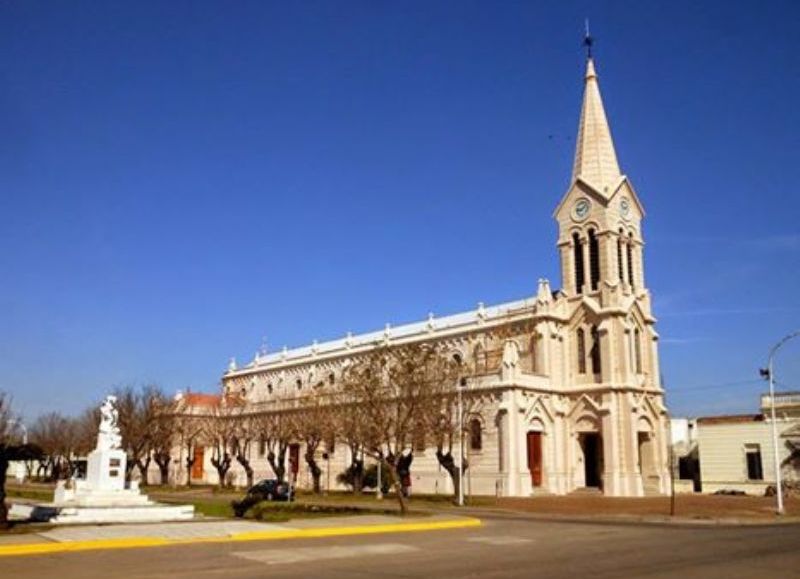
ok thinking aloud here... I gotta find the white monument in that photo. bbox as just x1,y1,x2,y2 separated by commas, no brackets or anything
85,395,126,492
35,395,195,524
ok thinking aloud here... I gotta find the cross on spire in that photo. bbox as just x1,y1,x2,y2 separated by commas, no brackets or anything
583,19,594,59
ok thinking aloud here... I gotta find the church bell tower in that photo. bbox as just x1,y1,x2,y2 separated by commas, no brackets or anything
554,57,647,300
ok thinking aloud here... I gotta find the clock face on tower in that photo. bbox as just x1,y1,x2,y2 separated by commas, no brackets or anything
573,198,591,221
620,197,631,220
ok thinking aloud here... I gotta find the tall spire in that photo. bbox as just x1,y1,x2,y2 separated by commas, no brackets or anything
572,50,622,192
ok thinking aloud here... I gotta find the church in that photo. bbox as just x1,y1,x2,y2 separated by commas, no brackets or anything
216,52,670,498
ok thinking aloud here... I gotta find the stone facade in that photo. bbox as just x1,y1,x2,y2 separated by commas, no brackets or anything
208,56,670,497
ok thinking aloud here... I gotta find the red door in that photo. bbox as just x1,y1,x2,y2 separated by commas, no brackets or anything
527,432,543,487
191,447,204,480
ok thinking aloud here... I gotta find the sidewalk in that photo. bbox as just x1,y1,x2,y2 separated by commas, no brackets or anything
0,514,481,558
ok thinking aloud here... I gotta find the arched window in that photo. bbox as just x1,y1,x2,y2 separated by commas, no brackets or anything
469,418,483,451
267,383,273,394
577,329,587,374
588,229,600,291
452,352,463,367
634,328,643,374
627,233,635,288
590,325,602,376
573,233,585,294
328,372,335,386
296,378,302,390
617,229,625,283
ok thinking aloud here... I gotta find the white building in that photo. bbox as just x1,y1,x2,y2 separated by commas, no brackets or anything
694,393,800,495
191,51,671,498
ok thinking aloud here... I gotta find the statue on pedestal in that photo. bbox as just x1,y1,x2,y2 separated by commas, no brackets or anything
97,395,122,451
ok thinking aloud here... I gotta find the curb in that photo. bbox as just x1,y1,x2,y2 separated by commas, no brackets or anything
0,517,482,558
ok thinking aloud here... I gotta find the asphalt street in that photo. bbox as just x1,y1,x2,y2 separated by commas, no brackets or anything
5,516,800,579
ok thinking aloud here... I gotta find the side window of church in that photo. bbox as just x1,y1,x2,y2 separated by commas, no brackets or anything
469,419,483,451
745,444,763,480
577,329,587,374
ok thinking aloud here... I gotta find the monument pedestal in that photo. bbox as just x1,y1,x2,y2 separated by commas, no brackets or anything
85,448,127,491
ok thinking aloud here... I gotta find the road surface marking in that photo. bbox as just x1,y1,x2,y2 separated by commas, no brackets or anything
467,536,533,546
233,543,417,565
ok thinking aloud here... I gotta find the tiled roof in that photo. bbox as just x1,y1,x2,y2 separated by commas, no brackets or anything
180,393,221,407
696,414,764,425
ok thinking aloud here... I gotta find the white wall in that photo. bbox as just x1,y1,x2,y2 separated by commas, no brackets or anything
697,418,796,495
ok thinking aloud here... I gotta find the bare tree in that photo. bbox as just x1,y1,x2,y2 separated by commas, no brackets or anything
149,391,178,485
294,392,335,494
175,414,203,486
338,343,459,514
0,392,41,524
330,377,367,493
114,385,152,482
201,403,236,488
230,405,257,488
29,412,81,481
257,410,294,483
73,405,101,457
426,375,483,503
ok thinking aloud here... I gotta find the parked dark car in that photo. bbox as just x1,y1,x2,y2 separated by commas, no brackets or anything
232,479,294,517
247,479,294,502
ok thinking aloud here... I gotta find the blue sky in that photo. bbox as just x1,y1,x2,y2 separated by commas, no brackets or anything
1,1,798,421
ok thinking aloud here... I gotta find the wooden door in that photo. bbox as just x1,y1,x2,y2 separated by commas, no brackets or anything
527,431,543,487
191,447,204,480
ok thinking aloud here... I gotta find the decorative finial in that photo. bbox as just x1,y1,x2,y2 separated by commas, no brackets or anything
583,18,594,59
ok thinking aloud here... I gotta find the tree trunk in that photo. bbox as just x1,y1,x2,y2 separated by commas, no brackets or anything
0,458,8,525
267,451,286,482
152,451,171,486
351,459,364,494
305,450,322,494
136,456,152,485
435,449,463,503
382,457,407,515
236,455,254,488
214,465,229,487
185,457,194,486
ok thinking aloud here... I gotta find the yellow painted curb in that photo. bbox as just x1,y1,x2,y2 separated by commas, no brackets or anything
0,517,481,558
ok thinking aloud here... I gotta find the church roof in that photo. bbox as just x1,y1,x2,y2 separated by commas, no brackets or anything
572,58,622,192
232,293,546,374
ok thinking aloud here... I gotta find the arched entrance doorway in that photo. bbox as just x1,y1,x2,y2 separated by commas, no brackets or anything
576,416,603,490
526,431,543,487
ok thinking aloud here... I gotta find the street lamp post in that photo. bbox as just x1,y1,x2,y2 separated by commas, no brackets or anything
761,330,800,516
376,456,383,500
457,377,466,507
8,419,27,445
